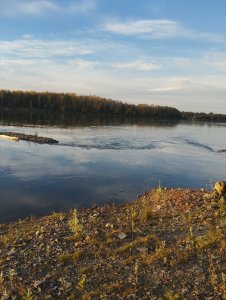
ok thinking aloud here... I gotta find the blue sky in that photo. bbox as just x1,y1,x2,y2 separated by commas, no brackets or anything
1,0,226,112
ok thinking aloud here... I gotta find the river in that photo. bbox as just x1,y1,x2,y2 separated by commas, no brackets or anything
0,112,225,222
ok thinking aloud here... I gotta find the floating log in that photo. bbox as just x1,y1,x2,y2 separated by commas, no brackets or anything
217,149,226,153
0,132,58,144
0,134,19,142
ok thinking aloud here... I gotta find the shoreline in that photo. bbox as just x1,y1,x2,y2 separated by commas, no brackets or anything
0,187,225,299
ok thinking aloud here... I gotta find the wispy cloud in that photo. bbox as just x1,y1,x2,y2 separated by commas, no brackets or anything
102,19,224,43
144,77,191,92
69,59,99,70
0,0,57,16
67,0,97,14
102,19,179,37
114,60,162,71
0,0,96,17
203,51,226,71
0,38,94,58
1,55,226,113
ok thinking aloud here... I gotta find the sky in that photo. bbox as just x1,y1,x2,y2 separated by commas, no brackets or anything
0,0,226,113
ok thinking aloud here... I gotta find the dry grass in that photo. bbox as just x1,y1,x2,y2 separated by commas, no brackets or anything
0,187,225,299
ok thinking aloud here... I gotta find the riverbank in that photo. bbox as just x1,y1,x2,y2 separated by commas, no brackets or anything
0,187,225,299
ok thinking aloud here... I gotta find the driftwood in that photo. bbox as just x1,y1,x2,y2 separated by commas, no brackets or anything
217,149,226,153
0,132,58,144
0,134,19,142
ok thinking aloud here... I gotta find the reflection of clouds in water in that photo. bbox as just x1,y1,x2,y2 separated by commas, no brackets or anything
0,143,94,180
0,129,224,183
1,190,41,207
1,122,226,223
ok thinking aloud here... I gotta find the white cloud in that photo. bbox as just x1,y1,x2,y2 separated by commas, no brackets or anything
0,0,57,16
103,19,179,37
1,53,226,113
0,0,96,17
102,19,224,43
0,58,37,67
69,59,99,70
67,0,96,14
20,0,57,14
114,60,162,71
0,38,94,58
203,52,226,71
134,77,191,93
1,36,226,113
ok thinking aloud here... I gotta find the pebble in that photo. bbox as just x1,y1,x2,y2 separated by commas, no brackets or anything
137,247,148,253
7,248,16,256
118,233,127,240
105,223,114,229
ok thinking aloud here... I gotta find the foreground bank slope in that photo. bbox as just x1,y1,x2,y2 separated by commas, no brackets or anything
0,188,225,299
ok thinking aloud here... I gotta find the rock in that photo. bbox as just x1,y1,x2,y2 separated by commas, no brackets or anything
217,149,226,153
105,223,114,229
7,248,16,256
33,280,42,288
137,247,148,253
118,233,127,240
35,230,40,237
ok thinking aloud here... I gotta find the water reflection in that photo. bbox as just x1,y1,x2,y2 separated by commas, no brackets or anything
0,111,226,222
0,108,180,127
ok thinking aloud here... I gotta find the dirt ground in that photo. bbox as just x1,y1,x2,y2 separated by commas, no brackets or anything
0,187,225,299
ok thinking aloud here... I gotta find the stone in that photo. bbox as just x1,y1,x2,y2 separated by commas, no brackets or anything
137,247,148,253
105,223,114,229
118,233,127,240
7,248,16,256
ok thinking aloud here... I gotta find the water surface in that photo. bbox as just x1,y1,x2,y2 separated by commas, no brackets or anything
0,113,225,222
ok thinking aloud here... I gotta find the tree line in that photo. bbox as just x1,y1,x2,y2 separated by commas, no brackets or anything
1,90,225,122
182,111,226,122
0,90,182,119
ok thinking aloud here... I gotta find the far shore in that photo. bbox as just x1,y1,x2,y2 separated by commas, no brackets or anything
1,89,226,123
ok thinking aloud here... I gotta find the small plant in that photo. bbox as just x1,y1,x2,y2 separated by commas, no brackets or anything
134,259,139,284
139,195,152,224
8,269,16,290
130,206,137,232
0,271,4,294
51,211,65,221
157,180,162,194
58,250,83,263
0,271,3,285
209,178,215,190
45,244,50,254
21,288,37,300
164,290,181,300
78,274,86,290
208,253,218,297
68,209,82,236
219,196,226,214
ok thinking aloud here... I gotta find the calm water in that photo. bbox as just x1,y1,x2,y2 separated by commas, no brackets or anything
0,113,226,222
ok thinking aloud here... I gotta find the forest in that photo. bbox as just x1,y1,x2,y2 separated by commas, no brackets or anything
0,90,182,119
182,111,226,122
1,90,226,122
